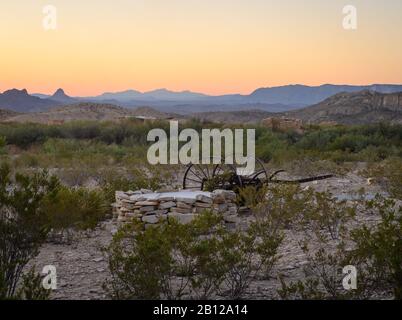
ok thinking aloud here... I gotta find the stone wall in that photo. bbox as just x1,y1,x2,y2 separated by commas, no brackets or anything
113,189,239,228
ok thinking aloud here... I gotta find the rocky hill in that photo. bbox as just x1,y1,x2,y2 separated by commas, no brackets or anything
0,89,60,112
282,90,402,125
248,84,402,106
5,103,176,124
0,108,19,121
130,106,179,119
190,109,274,124
50,88,77,104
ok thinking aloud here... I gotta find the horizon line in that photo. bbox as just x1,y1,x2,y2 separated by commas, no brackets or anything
3,82,402,98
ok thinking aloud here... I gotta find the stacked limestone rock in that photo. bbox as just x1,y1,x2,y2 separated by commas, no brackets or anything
113,189,238,228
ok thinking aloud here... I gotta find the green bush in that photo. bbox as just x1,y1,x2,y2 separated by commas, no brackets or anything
101,167,171,204
1,121,401,164
42,186,109,241
0,164,59,299
302,191,356,241
278,194,401,300
103,211,283,300
252,184,314,231
0,136,5,153
349,196,402,299
362,158,402,199
14,268,51,300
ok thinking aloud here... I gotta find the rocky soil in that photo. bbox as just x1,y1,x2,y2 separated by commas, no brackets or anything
29,172,386,300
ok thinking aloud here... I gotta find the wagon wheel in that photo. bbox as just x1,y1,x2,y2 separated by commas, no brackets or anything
234,157,269,189
183,160,242,191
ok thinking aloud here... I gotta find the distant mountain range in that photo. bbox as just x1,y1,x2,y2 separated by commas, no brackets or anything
91,89,209,102
2,84,402,114
2,89,401,125
192,90,402,125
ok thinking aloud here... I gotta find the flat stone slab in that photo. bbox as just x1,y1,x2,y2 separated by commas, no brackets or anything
135,191,212,201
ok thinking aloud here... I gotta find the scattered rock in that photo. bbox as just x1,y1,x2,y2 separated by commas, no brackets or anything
168,213,197,225
142,215,159,224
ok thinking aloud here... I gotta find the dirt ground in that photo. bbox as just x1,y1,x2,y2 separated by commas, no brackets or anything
29,171,386,300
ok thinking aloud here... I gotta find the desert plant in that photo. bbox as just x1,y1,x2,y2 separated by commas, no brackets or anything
101,166,171,204
218,221,282,299
103,220,180,300
278,194,401,300
362,158,402,200
42,186,109,242
305,191,356,241
14,267,51,300
103,211,283,300
0,163,59,299
348,195,402,299
236,185,268,208
0,136,5,154
252,184,314,231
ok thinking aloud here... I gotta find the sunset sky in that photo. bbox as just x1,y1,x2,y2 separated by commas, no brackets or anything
1,0,401,96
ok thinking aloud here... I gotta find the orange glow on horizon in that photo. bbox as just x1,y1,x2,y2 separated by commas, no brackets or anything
1,0,401,96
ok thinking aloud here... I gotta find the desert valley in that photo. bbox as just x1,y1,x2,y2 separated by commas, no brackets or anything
0,84,401,300
1,0,401,306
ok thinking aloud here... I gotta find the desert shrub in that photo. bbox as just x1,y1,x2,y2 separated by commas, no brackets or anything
103,211,283,300
101,167,171,204
54,168,94,187
1,122,401,165
302,191,356,241
218,219,283,298
42,186,109,241
278,242,355,300
0,124,58,148
276,190,357,300
103,214,214,300
278,194,401,300
348,196,402,299
286,123,402,163
0,136,5,154
283,158,348,177
362,158,402,199
13,267,51,300
0,163,59,299
172,212,228,300
255,130,290,163
60,121,101,140
13,153,41,168
103,221,177,300
252,184,314,231
236,186,268,208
